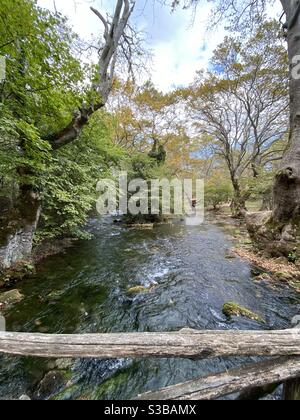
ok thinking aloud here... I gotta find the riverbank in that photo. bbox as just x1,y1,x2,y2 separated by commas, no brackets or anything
207,205,300,294
233,248,300,293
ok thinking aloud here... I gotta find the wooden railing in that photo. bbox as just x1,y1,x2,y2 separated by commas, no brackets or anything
0,325,299,400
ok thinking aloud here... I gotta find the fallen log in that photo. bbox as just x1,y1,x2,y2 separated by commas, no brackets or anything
135,357,300,400
0,328,300,359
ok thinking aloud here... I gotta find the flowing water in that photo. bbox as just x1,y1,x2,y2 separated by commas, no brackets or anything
0,216,299,400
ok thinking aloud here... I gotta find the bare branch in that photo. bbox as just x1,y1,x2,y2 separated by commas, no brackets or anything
90,7,109,41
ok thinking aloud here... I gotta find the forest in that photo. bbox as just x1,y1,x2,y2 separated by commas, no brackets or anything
0,0,300,402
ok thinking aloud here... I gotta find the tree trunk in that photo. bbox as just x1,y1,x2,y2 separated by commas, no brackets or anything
274,1,300,224
0,187,40,273
230,177,247,218
251,162,260,178
247,1,300,257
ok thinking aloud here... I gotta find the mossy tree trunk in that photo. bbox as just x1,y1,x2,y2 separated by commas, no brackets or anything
0,186,41,271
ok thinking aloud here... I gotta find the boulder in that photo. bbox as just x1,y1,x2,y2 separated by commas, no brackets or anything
33,371,68,400
246,211,273,246
246,211,300,258
0,289,24,310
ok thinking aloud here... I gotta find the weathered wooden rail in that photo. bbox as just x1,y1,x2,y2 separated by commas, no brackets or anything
0,326,299,400
0,328,300,359
136,357,300,400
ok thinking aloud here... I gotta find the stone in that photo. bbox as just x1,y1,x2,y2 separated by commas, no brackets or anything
222,302,265,323
282,225,296,242
246,211,273,245
0,289,24,308
19,395,31,401
291,316,300,328
126,285,149,296
46,290,64,301
126,224,154,230
225,253,236,260
33,371,67,400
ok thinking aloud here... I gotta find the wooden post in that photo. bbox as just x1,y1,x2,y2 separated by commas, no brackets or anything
283,316,300,400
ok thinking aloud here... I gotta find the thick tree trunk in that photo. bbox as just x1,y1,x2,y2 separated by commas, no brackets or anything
247,1,300,257
0,187,40,272
274,1,300,224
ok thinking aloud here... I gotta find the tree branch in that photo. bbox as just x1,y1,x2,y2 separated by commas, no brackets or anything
91,7,109,41
43,1,135,150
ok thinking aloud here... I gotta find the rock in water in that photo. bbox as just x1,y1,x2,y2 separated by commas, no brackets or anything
222,302,265,323
126,285,149,296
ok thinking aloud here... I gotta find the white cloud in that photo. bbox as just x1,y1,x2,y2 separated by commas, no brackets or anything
150,6,226,91
37,0,281,93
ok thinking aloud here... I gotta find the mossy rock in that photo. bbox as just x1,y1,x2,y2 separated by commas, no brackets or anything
46,290,65,301
242,239,253,246
0,289,24,309
126,285,149,296
95,371,130,400
222,302,265,323
126,224,154,230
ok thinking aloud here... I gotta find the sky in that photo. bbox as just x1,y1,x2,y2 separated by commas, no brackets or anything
37,0,282,92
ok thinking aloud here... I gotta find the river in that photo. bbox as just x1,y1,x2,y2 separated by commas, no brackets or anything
0,216,299,400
